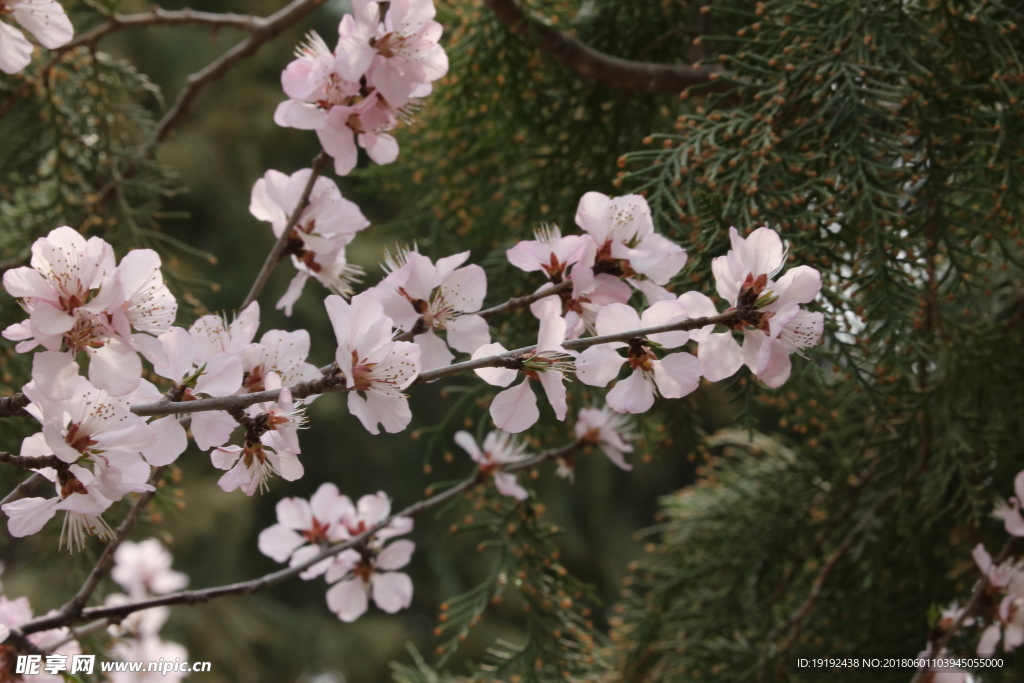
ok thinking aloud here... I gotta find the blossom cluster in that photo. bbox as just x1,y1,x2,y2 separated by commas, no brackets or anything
105,539,190,682
259,486,414,622
274,0,448,175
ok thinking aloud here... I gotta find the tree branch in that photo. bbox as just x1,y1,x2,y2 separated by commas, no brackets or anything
126,309,742,417
0,473,46,508
8,441,581,638
0,393,31,418
482,0,726,94
908,537,1018,682
0,452,65,471
240,151,330,311
394,279,574,342
59,467,166,621
64,8,263,52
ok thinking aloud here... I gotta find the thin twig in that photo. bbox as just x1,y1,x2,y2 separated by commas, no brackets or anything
0,452,65,471
240,152,330,311
483,0,728,94
65,8,261,52
9,441,580,637
59,467,166,620
394,279,574,342
908,537,1018,683
0,473,46,508
76,0,328,233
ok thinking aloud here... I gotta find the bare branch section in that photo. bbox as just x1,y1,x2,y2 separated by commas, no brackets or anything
9,441,581,638
241,151,331,311
0,394,30,418
73,0,328,230
0,452,65,471
150,0,328,149
482,0,725,94
65,8,263,51
0,473,45,508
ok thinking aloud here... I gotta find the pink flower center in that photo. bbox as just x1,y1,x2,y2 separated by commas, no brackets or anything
64,423,98,454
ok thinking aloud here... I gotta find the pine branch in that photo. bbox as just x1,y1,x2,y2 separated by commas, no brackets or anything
482,0,727,94
6,441,580,640
240,151,330,311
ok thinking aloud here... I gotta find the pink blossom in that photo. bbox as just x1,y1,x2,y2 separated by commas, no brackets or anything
575,192,687,286
188,301,260,357
152,326,243,453
0,0,73,74
2,227,154,396
454,430,530,500
1,433,153,552
992,470,1024,537
212,440,302,496
373,247,490,369
333,491,413,542
325,539,415,622
21,377,154,465
0,596,80,675
274,33,406,175
576,302,702,414
338,0,448,108
241,329,322,393
711,226,787,303
259,483,351,579
111,539,189,600
325,291,421,434
250,168,369,313
212,375,305,496
684,227,824,388
575,406,636,470
506,224,587,281
534,264,631,340
472,299,575,433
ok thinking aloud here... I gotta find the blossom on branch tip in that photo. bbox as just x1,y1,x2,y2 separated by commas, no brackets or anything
575,406,636,471
507,224,587,281
533,264,631,341
326,292,421,434
3,227,176,397
0,0,73,74
473,299,575,433
0,432,153,552
576,302,701,414
373,247,490,369
259,483,351,579
250,169,369,315
575,192,687,286
454,430,530,500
